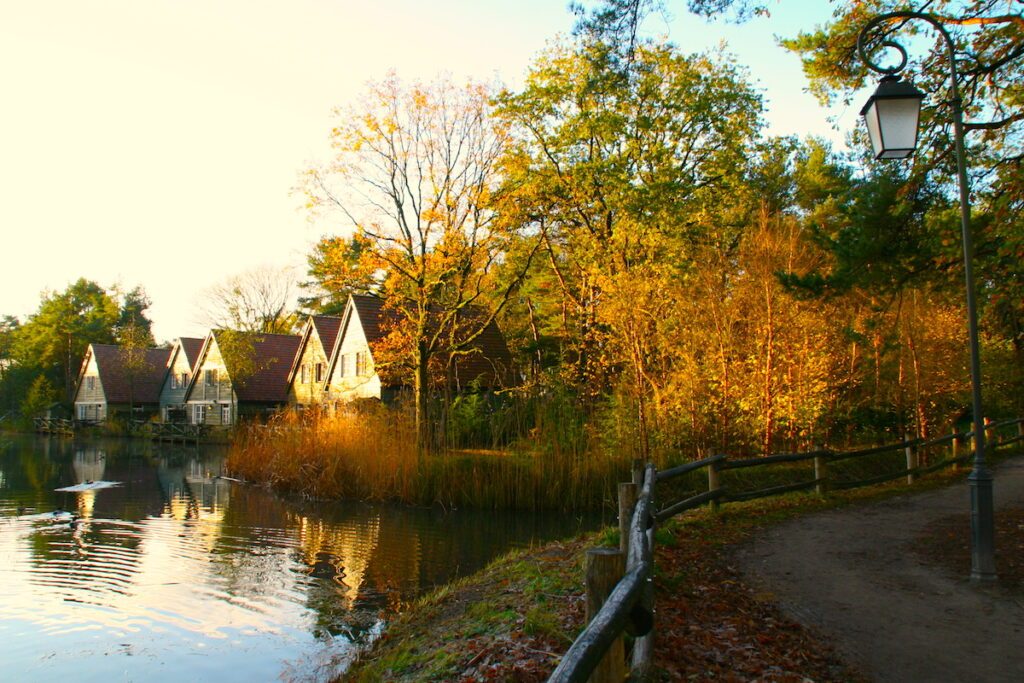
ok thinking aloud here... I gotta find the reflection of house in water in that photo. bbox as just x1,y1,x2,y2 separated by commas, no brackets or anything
157,454,231,518
294,513,383,611
73,447,106,482
154,452,232,557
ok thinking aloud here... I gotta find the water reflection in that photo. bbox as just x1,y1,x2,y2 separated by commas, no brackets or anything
0,435,599,682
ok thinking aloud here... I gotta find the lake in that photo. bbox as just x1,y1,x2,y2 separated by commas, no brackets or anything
0,435,599,682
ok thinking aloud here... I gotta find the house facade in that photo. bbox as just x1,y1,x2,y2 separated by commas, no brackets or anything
184,330,302,426
158,337,205,423
73,343,172,423
323,294,514,405
324,295,387,404
288,315,342,408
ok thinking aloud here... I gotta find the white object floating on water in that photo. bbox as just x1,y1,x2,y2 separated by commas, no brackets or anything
20,510,76,522
55,480,122,492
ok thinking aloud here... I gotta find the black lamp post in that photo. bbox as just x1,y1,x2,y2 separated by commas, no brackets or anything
857,12,995,582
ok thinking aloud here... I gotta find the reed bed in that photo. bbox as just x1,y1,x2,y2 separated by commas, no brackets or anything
227,404,632,511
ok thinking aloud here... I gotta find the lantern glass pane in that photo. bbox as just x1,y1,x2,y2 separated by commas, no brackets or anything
877,97,920,155
863,101,885,158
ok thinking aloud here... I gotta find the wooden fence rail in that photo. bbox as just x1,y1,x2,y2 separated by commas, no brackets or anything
549,417,1024,682
33,417,75,435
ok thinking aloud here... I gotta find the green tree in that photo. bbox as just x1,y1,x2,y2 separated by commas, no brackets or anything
497,37,763,456
115,286,155,346
299,234,379,315
21,375,59,419
0,315,23,417
12,279,121,402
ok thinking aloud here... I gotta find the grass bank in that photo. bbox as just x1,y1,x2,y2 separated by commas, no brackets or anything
342,461,991,682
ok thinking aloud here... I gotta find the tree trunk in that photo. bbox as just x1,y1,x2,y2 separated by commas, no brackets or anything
414,340,429,457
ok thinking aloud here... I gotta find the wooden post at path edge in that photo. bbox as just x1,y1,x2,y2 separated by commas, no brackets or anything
952,426,962,470
618,482,638,556
707,459,721,511
814,452,827,496
585,548,626,683
905,431,919,485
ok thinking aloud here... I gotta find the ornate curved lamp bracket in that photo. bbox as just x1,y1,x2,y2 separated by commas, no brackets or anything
857,11,959,83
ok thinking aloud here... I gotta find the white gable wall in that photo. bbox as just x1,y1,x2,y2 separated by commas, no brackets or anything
327,308,381,402
73,349,106,422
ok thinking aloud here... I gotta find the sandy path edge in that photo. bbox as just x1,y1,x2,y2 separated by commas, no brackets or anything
732,459,1024,683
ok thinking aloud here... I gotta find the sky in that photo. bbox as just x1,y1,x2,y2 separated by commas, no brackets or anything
0,0,860,343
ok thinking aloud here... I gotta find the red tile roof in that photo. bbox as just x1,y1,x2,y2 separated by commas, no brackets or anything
178,337,205,370
346,295,514,389
216,331,302,403
311,316,342,357
350,294,391,345
447,316,514,389
90,344,172,405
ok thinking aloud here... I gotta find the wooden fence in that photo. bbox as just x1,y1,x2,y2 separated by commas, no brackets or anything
135,421,208,444
31,417,217,444
33,417,76,435
548,417,1024,682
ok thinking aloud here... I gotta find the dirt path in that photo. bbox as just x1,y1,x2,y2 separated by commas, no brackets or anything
733,458,1024,683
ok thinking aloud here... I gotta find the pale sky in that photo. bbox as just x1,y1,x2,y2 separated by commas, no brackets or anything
0,0,855,343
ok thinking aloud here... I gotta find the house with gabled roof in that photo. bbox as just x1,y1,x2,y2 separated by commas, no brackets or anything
73,343,172,423
158,337,205,423
183,330,302,426
323,294,514,405
287,315,342,408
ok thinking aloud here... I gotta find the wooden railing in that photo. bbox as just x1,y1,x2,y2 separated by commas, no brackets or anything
549,417,1024,682
138,421,206,443
33,417,76,434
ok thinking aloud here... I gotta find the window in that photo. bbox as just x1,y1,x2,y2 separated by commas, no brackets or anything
340,354,349,377
300,364,309,384
170,374,180,390
86,376,96,391
181,372,189,387
77,404,86,420
220,404,232,425
356,352,368,376
192,404,208,424
315,362,324,383
205,369,218,386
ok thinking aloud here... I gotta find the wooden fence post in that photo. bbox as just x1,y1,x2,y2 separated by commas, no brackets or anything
631,459,644,487
970,422,979,462
985,417,996,450
585,548,626,683
814,453,827,495
618,482,638,555
905,431,918,484
708,459,721,511
952,427,962,470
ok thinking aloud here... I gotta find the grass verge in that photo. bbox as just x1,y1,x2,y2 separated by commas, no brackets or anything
342,458,999,682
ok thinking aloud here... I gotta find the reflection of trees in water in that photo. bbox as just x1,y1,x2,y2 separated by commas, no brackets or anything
3,435,599,654
1,436,62,502
287,502,599,641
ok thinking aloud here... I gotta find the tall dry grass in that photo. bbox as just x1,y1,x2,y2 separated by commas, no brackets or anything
226,402,632,511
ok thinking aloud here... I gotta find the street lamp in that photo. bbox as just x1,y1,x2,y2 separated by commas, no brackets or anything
857,12,995,582
860,75,925,159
